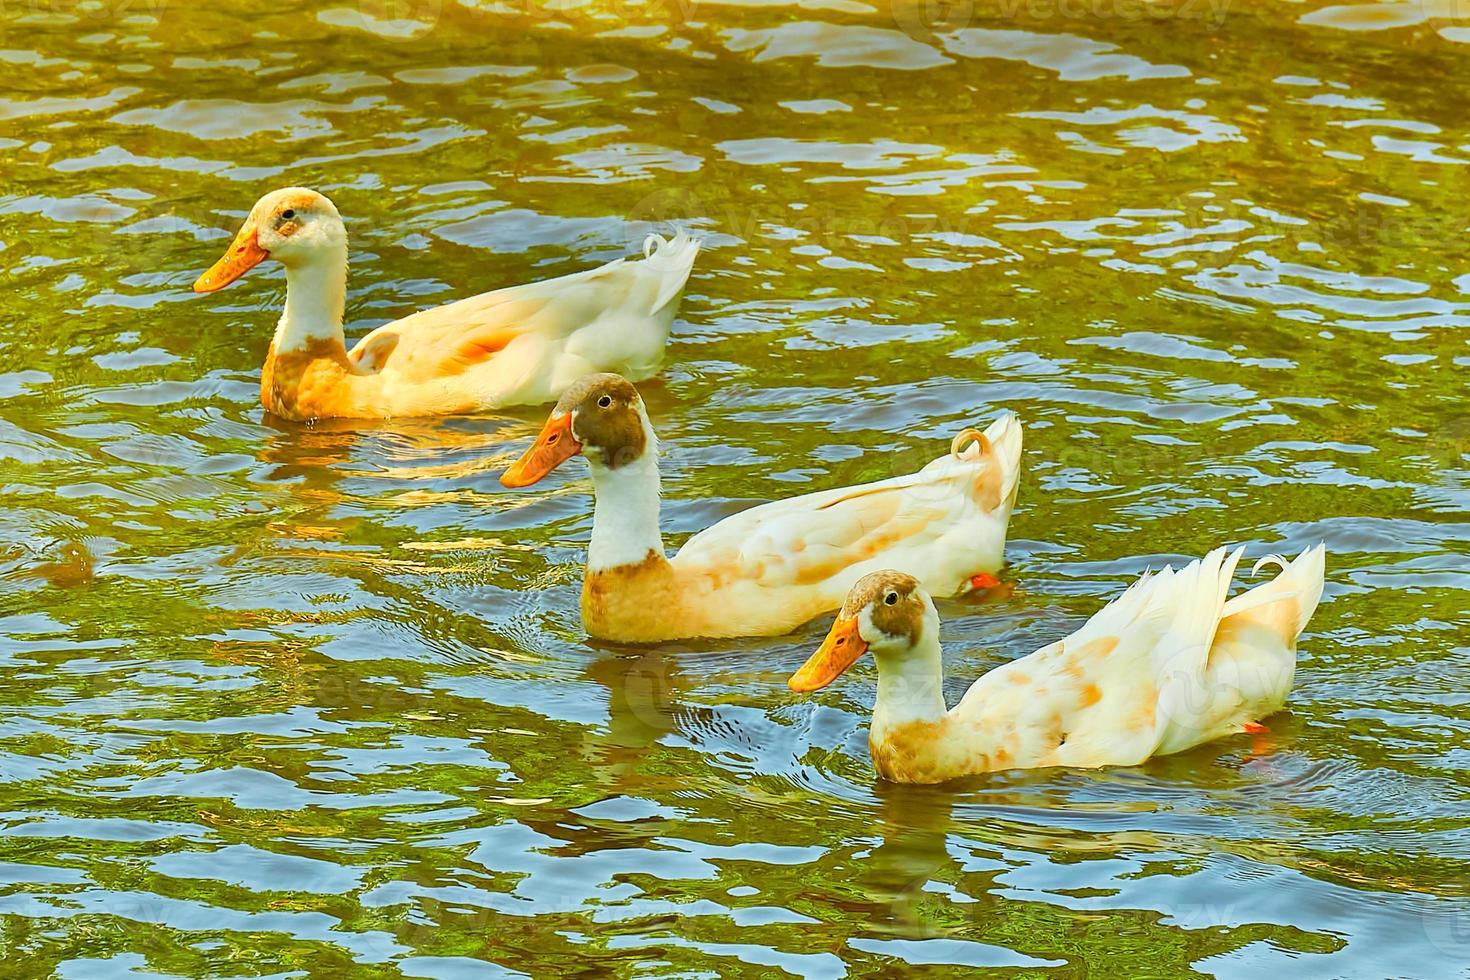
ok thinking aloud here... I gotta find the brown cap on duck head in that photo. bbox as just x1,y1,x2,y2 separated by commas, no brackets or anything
841,570,925,648
500,373,648,488
789,570,927,692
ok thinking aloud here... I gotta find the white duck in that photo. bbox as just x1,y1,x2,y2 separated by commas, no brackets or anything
192,187,699,421
499,373,1023,643
789,545,1327,782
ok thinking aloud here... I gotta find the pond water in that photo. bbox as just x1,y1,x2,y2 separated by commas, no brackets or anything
2,0,1468,976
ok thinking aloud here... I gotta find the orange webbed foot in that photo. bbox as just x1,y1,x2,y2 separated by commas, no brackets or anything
1240,721,1275,760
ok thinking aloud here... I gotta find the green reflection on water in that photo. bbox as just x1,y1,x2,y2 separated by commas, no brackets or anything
1,0,1468,976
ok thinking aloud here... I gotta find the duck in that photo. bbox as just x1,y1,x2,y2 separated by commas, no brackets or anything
788,545,1326,783
498,373,1023,643
192,187,699,421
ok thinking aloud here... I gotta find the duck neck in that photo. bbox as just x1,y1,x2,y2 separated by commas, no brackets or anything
872,627,949,734
587,447,665,572
274,245,349,355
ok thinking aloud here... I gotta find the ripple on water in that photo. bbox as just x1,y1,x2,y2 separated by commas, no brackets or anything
0,0,1467,976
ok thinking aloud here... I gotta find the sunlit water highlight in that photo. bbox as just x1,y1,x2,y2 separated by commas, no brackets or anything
1,0,1468,975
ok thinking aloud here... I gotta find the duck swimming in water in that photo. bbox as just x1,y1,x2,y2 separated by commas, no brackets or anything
193,187,698,421
499,373,1023,643
789,546,1326,783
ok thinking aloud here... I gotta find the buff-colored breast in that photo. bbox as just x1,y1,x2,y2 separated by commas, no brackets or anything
581,551,690,643
261,340,361,421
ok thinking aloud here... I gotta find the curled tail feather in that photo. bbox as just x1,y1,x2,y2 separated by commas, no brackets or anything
951,428,990,461
946,413,1023,515
1251,554,1288,577
1222,544,1327,642
642,230,701,313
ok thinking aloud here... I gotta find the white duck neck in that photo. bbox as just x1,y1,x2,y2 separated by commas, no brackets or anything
275,244,349,353
872,621,949,733
586,420,665,571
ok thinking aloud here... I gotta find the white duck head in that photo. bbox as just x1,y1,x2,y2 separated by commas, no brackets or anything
194,187,347,292
500,373,664,571
194,187,350,348
499,373,657,487
789,570,942,693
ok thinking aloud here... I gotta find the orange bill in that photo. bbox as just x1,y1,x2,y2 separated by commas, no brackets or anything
500,412,581,488
193,220,268,293
789,615,868,692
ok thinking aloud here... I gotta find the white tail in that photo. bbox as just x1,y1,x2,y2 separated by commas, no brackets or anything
1154,547,1244,675
1222,544,1326,638
961,412,1023,513
642,230,701,313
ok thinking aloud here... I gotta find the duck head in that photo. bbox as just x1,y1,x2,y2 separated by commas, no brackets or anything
193,187,347,293
500,373,653,488
789,570,939,692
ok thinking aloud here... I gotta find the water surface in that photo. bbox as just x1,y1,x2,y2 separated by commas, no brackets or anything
2,0,1468,975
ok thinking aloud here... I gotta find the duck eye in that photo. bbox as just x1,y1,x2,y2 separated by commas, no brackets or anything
281,209,295,220
884,591,899,605
597,395,612,408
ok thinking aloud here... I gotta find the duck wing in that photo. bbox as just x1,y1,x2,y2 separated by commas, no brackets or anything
348,232,699,383
674,413,1022,601
955,547,1246,769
